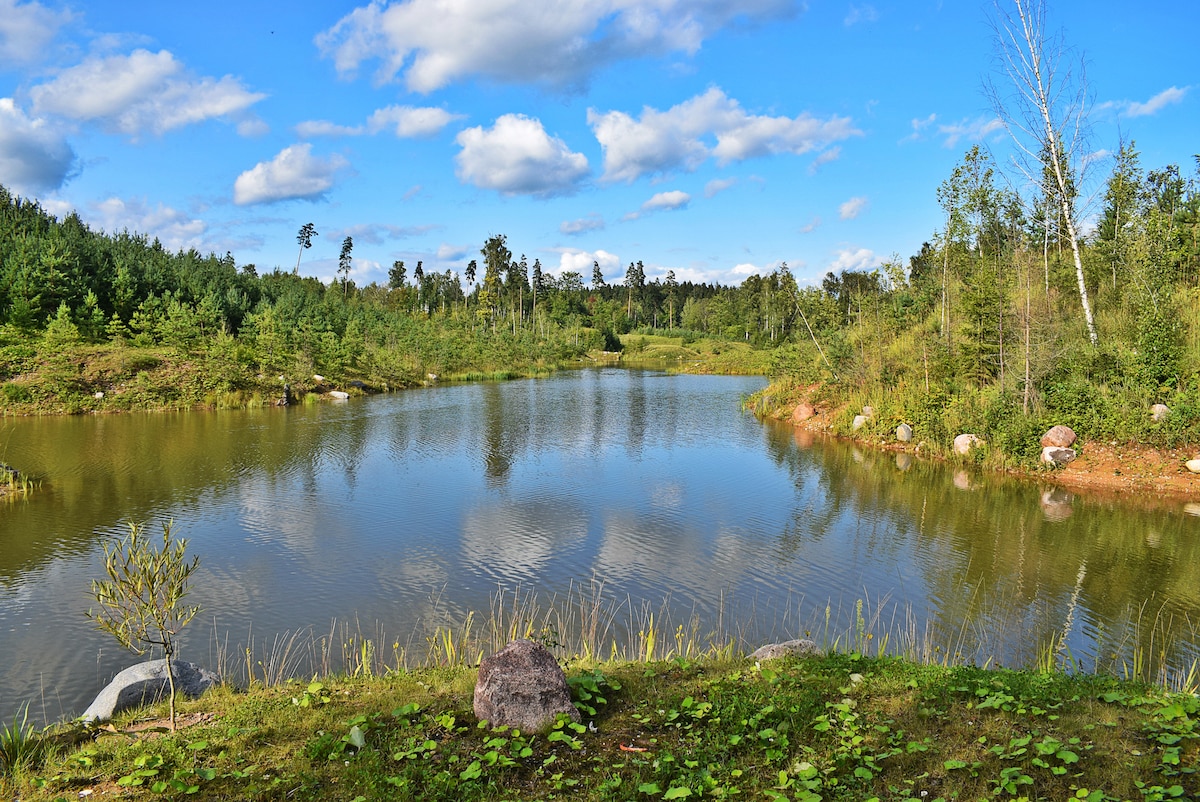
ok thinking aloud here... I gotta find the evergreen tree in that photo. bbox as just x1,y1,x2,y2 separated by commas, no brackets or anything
338,236,354,296
295,223,317,274
389,260,407,289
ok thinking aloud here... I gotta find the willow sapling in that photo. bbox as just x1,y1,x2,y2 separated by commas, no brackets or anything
88,521,201,731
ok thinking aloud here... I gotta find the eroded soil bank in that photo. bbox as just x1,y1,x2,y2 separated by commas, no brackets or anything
786,400,1200,504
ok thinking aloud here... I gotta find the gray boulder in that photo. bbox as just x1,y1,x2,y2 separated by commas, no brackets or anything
1041,446,1077,466
749,639,820,661
473,640,578,733
953,433,983,455
1151,403,1171,422
82,659,218,722
852,414,869,431
896,423,913,442
1041,425,1077,448
1186,458,1200,474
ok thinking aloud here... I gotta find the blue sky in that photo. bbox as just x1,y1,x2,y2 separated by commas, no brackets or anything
0,0,1193,289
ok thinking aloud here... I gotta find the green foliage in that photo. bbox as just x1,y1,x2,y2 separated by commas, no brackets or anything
0,704,43,776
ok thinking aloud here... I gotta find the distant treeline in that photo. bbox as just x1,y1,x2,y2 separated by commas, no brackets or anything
4,140,1200,456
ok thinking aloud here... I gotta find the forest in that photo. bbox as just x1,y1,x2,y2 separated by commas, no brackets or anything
1,140,1198,466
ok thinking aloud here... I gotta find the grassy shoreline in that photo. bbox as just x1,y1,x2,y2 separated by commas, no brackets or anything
0,332,767,417
746,381,1200,502
2,650,1197,801
4,580,1199,799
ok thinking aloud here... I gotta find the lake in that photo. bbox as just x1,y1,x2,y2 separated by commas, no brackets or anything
2,368,1198,724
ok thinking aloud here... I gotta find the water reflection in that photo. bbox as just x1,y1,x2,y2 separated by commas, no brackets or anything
1,371,1198,725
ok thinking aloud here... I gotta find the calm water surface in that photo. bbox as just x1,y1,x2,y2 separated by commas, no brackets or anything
1,368,1198,723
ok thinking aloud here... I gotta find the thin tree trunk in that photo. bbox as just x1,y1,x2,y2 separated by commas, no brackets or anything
1023,252,1032,414
1013,0,1097,344
165,650,178,732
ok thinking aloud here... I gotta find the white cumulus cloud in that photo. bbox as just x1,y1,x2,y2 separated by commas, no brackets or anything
0,98,76,194
839,196,868,220
316,0,798,93
454,114,588,197
436,243,468,261
298,104,463,138
89,196,206,252
829,247,883,273
938,116,1003,148
704,177,737,197
0,0,72,66
1126,86,1188,117
30,49,265,137
233,144,350,205
554,248,620,278
590,87,860,183
561,213,606,235
807,146,841,173
643,190,690,211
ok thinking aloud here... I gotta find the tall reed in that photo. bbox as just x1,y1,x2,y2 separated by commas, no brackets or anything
207,579,1200,695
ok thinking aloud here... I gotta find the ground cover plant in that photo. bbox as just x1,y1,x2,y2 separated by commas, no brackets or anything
3,649,1197,801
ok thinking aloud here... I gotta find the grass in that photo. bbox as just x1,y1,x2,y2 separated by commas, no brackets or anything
4,585,1198,799
0,704,43,776
3,653,1197,800
616,333,770,375
0,461,35,498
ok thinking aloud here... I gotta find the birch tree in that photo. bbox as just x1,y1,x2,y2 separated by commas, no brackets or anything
985,0,1098,344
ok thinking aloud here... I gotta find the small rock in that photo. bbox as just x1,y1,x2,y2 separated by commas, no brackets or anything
791,402,817,423
1150,404,1171,422
1042,446,1077,466
1040,425,1077,448
896,423,913,442
328,390,350,400
852,415,869,431
953,433,983,455
82,659,218,722
749,639,820,661
1186,458,1200,474
473,640,579,733
93,391,104,399
312,374,325,383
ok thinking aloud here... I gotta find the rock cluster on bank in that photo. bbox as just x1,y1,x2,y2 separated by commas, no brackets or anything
1040,425,1077,466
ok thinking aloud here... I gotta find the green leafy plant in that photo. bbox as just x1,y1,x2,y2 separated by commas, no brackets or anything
0,703,43,776
87,520,201,731
568,668,622,717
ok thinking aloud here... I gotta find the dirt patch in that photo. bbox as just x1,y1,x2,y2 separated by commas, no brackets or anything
1045,441,1200,501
